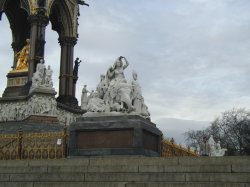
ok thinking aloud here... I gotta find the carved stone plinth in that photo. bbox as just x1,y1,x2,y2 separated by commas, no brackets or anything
24,114,59,124
0,90,81,126
0,120,64,134
2,71,29,97
68,114,162,157
29,87,57,96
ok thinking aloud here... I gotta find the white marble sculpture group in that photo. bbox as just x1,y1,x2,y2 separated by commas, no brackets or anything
81,56,150,120
0,57,151,124
199,135,227,157
0,60,79,125
0,94,79,125
30,59,54,93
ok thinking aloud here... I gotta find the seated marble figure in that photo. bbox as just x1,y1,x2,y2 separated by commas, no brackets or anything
199,135,227,157
81,56,150,120
30,59,55,92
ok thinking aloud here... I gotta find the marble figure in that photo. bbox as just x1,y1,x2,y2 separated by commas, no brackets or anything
83,56,150,119
81,85,90,110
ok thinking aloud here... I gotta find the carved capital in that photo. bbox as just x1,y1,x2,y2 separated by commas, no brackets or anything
28,14,49,26
59,37,77,46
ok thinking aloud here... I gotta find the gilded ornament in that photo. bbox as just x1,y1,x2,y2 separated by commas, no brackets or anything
15,39,30,71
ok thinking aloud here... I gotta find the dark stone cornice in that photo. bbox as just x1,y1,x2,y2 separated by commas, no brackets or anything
28,14,49,26
58,36,77,46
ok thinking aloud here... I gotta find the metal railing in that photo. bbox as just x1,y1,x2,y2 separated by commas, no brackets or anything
0,127,67,160
162,139,198,157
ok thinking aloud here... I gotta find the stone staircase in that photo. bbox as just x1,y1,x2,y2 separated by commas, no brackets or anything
0,156,249,187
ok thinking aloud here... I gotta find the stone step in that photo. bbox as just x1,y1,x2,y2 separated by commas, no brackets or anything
2,164,249,173
0,157,249,186
1,156,250,167
0,172,249,183
126,183,249,187
0,182,248,187
88,157,250,166
84,173,250,183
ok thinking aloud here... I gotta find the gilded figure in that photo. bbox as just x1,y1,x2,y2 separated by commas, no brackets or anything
15,39,30,70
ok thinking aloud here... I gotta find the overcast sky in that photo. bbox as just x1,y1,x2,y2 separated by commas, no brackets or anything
1,0,250,143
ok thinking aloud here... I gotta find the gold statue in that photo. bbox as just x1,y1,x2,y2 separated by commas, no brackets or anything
15,39,30,71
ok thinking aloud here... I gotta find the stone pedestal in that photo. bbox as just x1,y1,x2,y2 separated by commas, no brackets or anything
24,114,59,124
68,114,162,157
2,70,29,97
29,86,57,96
0,115,64,134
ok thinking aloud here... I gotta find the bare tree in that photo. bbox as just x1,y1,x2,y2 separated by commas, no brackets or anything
184,108,250,155
216,108,250,155
184,129,209,151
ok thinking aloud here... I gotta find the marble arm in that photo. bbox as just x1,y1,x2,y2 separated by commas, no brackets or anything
78,0,89,6
122,57,129,69
107,67,114,77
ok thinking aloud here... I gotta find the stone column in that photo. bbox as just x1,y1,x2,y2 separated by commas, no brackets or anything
27,13,49,81
72,76,78,98
57,36,79,107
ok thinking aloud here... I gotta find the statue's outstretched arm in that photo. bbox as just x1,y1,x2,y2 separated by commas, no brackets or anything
122,57,129,69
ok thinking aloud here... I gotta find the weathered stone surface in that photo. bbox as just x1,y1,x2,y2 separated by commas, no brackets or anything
0,121,63,134
0,160,28,167
69,115,162,157
185,173,210,182
232,164,250,172
47,166,88,173
87,165,138,173
0,174,10,181
28,159,89,167
89,157,178,166
0,156,250,186
178,156,250,165
47,165,138,173
85,173,185,182
34,182,126,187
1,182,248,187
0,182,33,187
2,71,29,98
125,183,246,187
10,173,85,182
186,173,250,182
24,115,59,124
139,165,231,173
0,166,47,174
211,173,250,182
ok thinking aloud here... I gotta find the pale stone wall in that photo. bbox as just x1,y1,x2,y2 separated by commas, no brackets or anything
0,156,249,186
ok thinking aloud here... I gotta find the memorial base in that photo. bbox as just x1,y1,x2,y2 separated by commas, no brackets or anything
0,114,63,134
68,114,162,157
2,70,29,97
